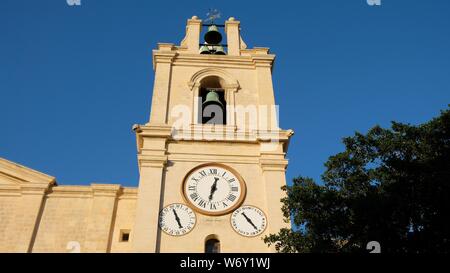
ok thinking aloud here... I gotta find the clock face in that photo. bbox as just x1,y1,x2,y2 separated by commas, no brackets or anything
231,206,267,237
158,203,196,236
182,164,246,216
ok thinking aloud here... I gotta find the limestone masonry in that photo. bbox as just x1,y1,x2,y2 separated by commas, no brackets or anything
0,16,293,253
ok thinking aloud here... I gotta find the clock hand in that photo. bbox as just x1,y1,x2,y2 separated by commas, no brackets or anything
242,212,258,230
208,177,220,201
172,209,183,229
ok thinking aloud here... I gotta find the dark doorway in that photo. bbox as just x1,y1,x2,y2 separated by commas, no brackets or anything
205,239,221,253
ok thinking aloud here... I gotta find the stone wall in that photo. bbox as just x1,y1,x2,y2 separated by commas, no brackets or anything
0,162,138,254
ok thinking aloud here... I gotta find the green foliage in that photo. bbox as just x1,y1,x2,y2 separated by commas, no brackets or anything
265,107,450,253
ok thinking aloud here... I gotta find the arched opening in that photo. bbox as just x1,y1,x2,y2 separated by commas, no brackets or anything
204,235,221,253
205,239,221,253
199,76,227,125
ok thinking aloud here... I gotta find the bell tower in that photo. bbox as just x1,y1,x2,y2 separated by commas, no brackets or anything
131,16,293,253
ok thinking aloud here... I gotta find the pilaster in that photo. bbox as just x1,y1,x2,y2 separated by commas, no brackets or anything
150,44,176,124
83,184,120,253
259,150,290,241
16,184,49,253
225,18,241,56
132,125,171,252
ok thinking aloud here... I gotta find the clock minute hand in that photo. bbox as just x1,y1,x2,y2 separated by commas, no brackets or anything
208,177,220,201
172,209,183,229
242,212,258,230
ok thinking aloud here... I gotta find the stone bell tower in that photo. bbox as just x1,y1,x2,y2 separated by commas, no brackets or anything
131,16,293,253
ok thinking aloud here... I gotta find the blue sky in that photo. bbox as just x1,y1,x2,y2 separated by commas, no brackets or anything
1,0,449,186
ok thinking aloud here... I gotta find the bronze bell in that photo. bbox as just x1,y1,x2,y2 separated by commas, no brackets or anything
213,45,226,55
204,25,222,45
199,45,211,54
202,90,224,108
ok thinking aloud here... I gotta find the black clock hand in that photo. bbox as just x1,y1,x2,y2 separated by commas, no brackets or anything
172,209,183,229
242,212,258,230
208,177,220,201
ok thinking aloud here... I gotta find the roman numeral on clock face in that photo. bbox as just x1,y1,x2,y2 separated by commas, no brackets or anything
190,193,199,202
227,194,237,202
198,199,206,208
184,165,245,215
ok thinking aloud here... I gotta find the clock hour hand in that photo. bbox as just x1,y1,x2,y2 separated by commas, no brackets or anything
208,177,220,201
172,209,183,229
242,212,258,230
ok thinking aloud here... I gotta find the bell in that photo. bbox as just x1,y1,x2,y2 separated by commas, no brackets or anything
199,45,211,54
204,25,222,45
213,45,226,55
202,90,224,108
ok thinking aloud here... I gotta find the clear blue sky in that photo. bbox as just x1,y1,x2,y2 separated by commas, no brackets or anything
1,0,449,186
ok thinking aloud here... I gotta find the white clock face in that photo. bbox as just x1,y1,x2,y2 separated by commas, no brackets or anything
158,203,196,236
231,206,267,237
183,164,246,215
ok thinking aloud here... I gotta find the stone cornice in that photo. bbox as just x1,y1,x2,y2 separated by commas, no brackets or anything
225,18,240,30
134,124,173,154
138,155,168,168
0,182,50,196
118,187,138,200
152,45,177,70
187,17,202,25
45,185,137,199
251,54,275,68
151,50,276,70
91,184,121,197
0,185,21,196
259,150,290,171
47,185,94,198
259,158,289,171
134,124,294,165
167,154,259,165
0,157,56,186
134,124,173,137
171,127,293,144
20,184,50,195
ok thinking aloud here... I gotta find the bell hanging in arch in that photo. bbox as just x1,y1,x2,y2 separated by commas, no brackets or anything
199,45,211,54
202,90,224,108
213,45,226,55
204,25,222,45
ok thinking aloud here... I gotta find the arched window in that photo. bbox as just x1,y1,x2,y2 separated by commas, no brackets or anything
199,76,227,125
188,68,240,127
205,238,221,253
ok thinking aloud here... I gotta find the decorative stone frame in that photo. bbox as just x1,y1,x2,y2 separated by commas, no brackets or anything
188,68,240,127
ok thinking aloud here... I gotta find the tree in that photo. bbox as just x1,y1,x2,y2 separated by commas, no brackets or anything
265,107,450,253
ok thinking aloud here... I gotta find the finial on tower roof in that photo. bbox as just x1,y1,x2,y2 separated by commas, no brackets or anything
204,9,221,24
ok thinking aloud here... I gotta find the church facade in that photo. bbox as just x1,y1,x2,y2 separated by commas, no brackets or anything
0,16,293,253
